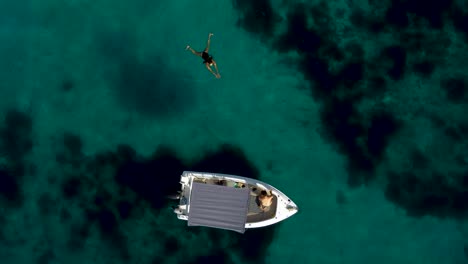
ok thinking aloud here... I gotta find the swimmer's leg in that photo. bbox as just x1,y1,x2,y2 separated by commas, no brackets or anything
205,63,219,78
186,45,202,57
212,60,221,78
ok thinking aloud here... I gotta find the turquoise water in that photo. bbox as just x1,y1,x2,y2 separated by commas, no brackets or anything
1,0,468,263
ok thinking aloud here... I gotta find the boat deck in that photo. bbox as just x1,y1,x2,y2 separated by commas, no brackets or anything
192,177,277,223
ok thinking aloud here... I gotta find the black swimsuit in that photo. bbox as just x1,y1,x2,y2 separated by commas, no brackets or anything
202,52,213,64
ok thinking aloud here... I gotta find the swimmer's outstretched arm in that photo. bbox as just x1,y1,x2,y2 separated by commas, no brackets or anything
204,33,214,53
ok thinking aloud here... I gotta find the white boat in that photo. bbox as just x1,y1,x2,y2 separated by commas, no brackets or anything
172,171,299,233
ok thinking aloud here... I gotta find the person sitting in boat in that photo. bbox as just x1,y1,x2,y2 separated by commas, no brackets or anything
216,180,226,186
258,190,274,211
234,182,245,188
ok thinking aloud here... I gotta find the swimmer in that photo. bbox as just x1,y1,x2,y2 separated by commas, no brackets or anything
186,33,221,79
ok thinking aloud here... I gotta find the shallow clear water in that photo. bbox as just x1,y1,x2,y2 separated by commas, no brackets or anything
1,0,468,263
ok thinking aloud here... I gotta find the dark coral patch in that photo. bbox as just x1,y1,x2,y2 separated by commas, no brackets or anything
412,60,436,78
190,251,233,264
117,200,133,220
385,171,468,218
163,236,179,255
67,223,90,251
61,177,82,199
381,45,407,81
441,77,467,103
1,110,33,161
275,4,321,54
190,144,260,180
232,0,281,39
0,169,21,204
366,112,401,159
115,147,184,210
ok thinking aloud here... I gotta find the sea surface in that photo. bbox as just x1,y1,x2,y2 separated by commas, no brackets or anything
1,0,468,263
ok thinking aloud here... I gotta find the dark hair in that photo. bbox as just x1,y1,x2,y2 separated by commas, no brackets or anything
261,190,267,195
202,52,213,64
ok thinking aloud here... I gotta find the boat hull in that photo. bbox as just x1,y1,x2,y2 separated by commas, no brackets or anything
175,171,299,230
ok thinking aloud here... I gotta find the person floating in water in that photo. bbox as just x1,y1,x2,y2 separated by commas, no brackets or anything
186,33,221,79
